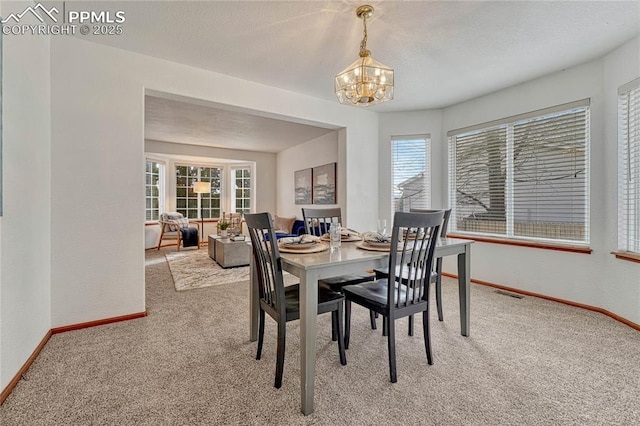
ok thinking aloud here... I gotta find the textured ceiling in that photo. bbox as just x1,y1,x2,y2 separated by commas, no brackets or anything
145,94,337,152
58,0,640,151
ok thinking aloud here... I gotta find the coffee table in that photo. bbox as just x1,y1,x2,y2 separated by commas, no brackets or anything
208,235,250,268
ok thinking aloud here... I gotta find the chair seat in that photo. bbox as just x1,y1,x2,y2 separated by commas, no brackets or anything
267,284,344,320
343,279,426,312
319,273,375,291
373,267,437,283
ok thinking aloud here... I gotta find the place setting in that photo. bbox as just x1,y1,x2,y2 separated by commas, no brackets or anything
356,219,403,251
319,227,362,243
278,234,329,253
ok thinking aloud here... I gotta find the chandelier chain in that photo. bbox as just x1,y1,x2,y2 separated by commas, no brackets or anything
359,15,370,57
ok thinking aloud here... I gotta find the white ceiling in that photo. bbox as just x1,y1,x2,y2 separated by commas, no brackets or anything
144,94,338,152
65,0,640,151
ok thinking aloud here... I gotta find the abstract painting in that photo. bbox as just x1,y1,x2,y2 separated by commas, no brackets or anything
312,163,336,204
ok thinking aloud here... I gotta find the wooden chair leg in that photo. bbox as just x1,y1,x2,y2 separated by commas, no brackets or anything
274,320,286,388
157,226,165,250
369,310,377,330
336,304,347,365
436,260,444,321
423,308,433,365
331,312,338,342
344,300,352,350
387,316,397,383
256,309,265,360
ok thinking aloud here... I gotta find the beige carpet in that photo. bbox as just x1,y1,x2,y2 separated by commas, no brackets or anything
2,249,640,425
165,248,250,291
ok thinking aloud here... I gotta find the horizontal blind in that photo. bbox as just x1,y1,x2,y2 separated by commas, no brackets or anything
449,101,590,244
512,107,588,241
392,137,430,212
450,126,507,235
618,80,640,253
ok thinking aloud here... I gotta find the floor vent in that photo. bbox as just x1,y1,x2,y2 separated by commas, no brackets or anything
494,290,524,299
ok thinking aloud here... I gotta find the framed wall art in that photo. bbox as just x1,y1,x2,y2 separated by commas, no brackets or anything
294,168,312,204
312,163,336,204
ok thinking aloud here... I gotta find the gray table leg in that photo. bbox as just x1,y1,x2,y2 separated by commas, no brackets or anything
458,244,471,337
299,270,319,415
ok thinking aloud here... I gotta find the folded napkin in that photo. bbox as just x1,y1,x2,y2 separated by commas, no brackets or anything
340,228,360,237
361,232,391,243
278,235,320,245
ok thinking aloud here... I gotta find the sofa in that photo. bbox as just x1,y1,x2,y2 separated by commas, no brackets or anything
274,219,306,239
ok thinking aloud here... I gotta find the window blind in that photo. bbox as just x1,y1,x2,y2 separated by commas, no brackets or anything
392,136,431,212
448,100,590,244
618,78,640,253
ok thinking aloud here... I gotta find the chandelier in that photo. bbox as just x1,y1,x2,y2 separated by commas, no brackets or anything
334,5,394,107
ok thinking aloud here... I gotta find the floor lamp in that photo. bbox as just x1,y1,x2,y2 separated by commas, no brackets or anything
193,181,211,246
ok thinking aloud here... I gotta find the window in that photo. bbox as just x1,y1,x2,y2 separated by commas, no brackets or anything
618,78,640,254
232,167,251,214
392,136,431,212
448,100,590,245
145,160,164,221
175,165,222,219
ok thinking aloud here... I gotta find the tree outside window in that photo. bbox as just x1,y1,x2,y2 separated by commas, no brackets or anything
175,165,221,219
449,103,589,243
392,137,430,212
233,168,251,214
145,160,164,221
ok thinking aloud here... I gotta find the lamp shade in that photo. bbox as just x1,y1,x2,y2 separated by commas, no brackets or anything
193,181,211,194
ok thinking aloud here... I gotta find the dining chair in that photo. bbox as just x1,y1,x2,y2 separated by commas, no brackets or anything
342,210,443,383
301,207,377,339
245,212,347,389
411,208,452,322
374,208,451,336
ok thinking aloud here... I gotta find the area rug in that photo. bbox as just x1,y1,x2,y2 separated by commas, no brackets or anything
165,249,250,291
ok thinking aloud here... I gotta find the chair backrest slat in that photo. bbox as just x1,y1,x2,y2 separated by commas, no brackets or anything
245,213,286,315
301,207,342,237
387,211,444,312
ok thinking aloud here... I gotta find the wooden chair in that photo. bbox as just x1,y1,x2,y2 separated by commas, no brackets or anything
343,210,443,383
156,212,200,251
411,208,452,321
245,212,347,389
374,208,451,335
301,207,376,340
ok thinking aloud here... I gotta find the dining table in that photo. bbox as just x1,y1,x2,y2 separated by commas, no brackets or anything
248,236,474,415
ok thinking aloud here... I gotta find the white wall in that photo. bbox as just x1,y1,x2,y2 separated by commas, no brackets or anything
0,2,52,389
434,37,639,323
601,37,640,319
275,125,381,231
48,36,379,328
276,131,339,219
